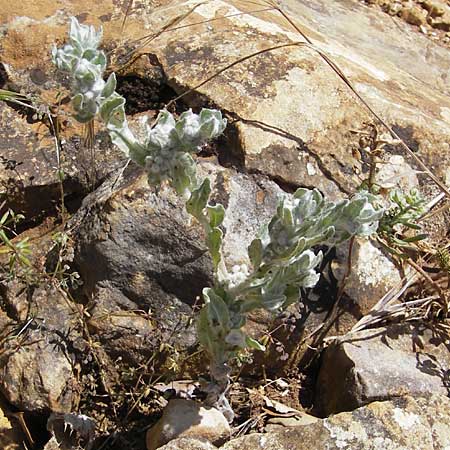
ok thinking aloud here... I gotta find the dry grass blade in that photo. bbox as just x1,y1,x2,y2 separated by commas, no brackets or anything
130,6,274,46
348,273,418,334
112,2,207,72
164,41,309,110
0,89,36,110
121,0,134,32
114,4,275,73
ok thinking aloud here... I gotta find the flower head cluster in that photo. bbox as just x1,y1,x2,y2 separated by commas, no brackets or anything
52,18,110,123
52,18,226,200
141,109,226,195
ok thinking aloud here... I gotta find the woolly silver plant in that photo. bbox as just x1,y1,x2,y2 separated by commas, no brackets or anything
196,188,384,420
53,18,385,422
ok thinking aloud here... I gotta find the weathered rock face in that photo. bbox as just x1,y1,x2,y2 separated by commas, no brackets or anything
315,323,450,416
146,399,230,450
140,0,450,195
364,0,450,38
0,337,76,413
2,0,450,205
332,238,403,316
0,97,126,222
0,272,81,414
71,163,284,368
221,394,450,450
0,220,78,415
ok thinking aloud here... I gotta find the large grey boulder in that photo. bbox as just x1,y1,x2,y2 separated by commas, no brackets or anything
71,164,283,369
315,323,450,415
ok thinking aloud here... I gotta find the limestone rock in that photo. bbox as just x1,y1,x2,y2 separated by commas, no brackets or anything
429,13,450,31
146,399,230,450
332,238,402,316
0,98,125,223
0,222,81,415
141,0,450,197
221,394,450,450
422,0,446,18
43,436,60,450
158,437,218,450
3,0,450,203
315,323,450,416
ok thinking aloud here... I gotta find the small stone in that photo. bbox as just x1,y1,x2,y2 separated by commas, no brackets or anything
422,0,446,18
43,436,60,450
384,2,403,16
332,238,402,316
0,337,77,413
146,399,230,450
401,6,427,26
266,414,320,428
376,154,418,190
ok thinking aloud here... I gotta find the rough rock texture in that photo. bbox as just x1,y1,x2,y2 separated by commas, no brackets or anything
332,238,403,316
0,222,81,414
0,282,80,414
143,0,450,196
158,438,218,450
315,323,450,416
71,163,286,369
146,399,230,450
0,336,76,413
363,0,450,42
2,0,450,210
0,98,126,221
221,394,450,450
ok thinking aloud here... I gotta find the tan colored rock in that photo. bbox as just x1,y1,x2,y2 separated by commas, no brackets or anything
429,13,450,31
0,398,25,450
401,6,427,25
221,394,450,450
265,413,320,432
43,436,60,450
0,337,77,413
158,437,218,450
141,0,450,197
375,154,418,190
422,0,447,18
4,0,449,202
385,2,403,15
146,399,230,450
315,323,450,416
